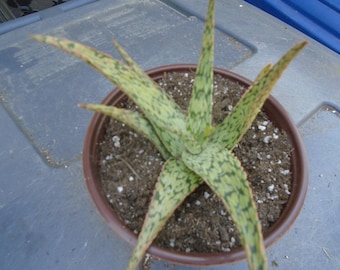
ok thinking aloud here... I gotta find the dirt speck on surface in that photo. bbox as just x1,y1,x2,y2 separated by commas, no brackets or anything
99,72,292,253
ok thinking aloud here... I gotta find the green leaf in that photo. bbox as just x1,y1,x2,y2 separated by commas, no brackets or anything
254,63,271,82
31,34,186,157
186,0,214,144
182,143,267,270
208,41,307,150
126,158,202,270
111,38,151,80
78,103,170,159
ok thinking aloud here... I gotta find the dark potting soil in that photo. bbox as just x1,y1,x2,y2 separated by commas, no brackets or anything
99,71,292,254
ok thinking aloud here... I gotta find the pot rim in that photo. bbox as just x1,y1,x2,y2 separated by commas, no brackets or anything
83,64,309,266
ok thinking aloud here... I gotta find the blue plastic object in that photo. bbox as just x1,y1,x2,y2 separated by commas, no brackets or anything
245,0,340,54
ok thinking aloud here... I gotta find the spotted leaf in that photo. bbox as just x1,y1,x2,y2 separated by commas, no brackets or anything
79,103,170,159
182,143,267,270
186,0,214,146
111,38,153,81
31,34,186,157
208,41,307,150
126,158,202,270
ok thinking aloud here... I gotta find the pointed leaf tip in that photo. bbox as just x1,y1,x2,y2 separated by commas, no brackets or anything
186,0,215,142
208,40,307,150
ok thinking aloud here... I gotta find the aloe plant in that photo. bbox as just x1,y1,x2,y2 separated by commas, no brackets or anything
32,0,307,269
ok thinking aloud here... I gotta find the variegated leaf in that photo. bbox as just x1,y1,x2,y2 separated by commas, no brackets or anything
31,34,186,157
127,158,202,270
186,0,215,145
208,41,307,150
254,63,271,82
79,103,170,159
112,39,153,81
182,144,267,270
111,39,191,146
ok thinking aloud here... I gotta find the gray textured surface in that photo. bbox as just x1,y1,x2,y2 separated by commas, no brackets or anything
0,0,339,269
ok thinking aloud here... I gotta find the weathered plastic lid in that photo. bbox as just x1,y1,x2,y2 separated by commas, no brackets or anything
245,0,340,53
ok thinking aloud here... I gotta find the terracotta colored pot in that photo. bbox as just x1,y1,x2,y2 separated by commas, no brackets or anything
82,64,309,266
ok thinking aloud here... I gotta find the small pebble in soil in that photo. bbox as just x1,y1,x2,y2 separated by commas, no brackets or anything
267,194,279,200
204,192,210,199
280,169,290,175
105,154,113,160
112,136,121,148
268,184,275,192
283,184,291,195
117,186,123,193
169,239,175,248
263,136,272,143
258,125,266,131
219,227,229,241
